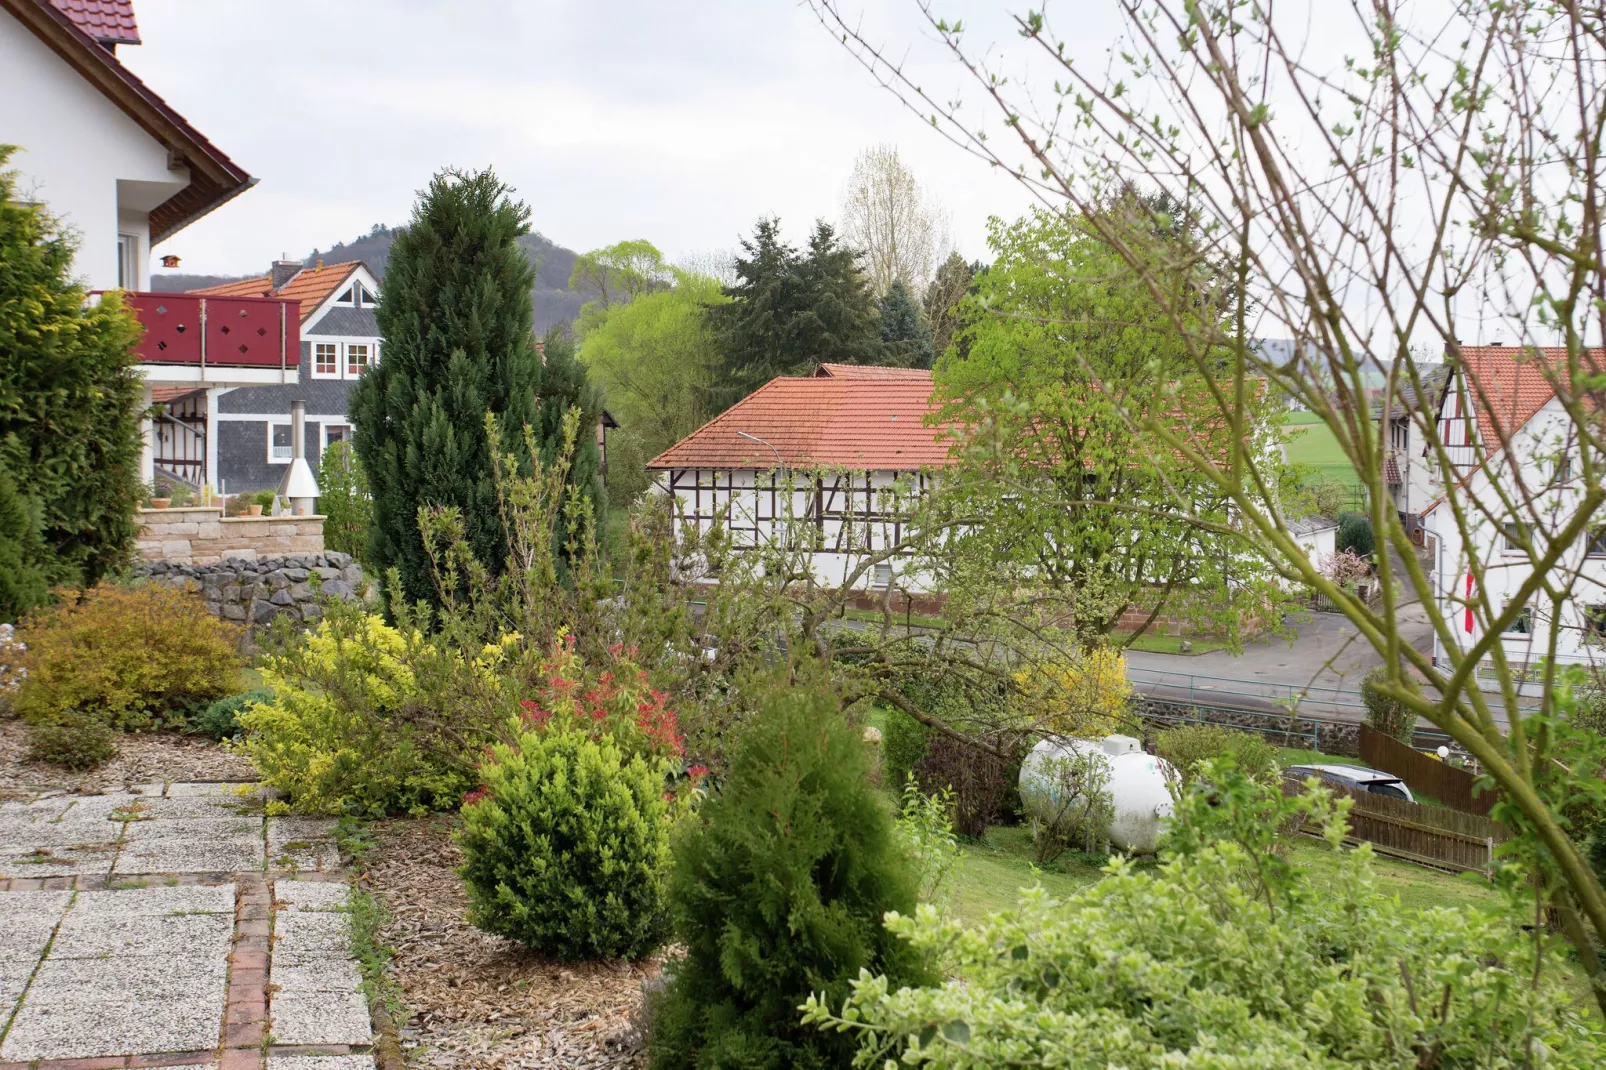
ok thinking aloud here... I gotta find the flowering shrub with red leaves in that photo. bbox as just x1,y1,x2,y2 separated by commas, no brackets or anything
514,633,685,761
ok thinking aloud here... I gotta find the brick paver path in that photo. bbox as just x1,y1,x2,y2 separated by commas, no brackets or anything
0,783,377,1069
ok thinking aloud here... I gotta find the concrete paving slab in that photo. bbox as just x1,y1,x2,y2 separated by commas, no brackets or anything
114,840,264,875
0,843,118,879
268,1057,376,1070
0,796,72,818
26,954,226,1002
49,910,232,959
0,812,119,850
60,792,148,820
268,817,340,872
0,958,40,1023
269,988,372,1046
270,957,363,994
0,889,73,920
0,993,222,1060
165,780,260,797
70,883,234,917
124,815,263,841
272,910,350,963
274,878,350,912
142,795,263,820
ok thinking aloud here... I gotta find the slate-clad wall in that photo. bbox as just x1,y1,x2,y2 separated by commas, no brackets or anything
216,421,322,495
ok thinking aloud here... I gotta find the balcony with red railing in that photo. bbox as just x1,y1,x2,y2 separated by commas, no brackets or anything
104,291,302,386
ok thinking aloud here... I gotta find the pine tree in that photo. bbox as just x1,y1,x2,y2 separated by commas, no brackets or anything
350,168,544,610
877,280,934,368
713,218,888,406
0,147,144,609
646,676,933,1069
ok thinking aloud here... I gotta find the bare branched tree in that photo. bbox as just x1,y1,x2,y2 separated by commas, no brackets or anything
810,0,1606,1011
839,143,951,295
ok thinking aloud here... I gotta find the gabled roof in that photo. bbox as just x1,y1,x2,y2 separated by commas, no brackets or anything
813,363,933,380
189,261,364,325
2,0,252,242
648,373,950,471
1451,345,1604,450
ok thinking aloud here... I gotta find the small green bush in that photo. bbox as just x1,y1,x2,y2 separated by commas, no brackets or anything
881,705,931,786
1337,511,1374,558
1360,667,1419,744
15,582,243,731
27,709,116,769
1154,723,1279,786
192,689,273,741
457,724,672,960
646,678,934,1069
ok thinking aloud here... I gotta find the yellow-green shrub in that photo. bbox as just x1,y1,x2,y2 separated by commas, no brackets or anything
235,610,485,816
15,582,242,731
1014,645,1132,737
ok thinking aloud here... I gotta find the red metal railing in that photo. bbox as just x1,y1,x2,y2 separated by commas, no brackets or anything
111,292,301,370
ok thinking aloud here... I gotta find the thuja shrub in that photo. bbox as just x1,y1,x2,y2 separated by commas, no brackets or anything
1361,666,1420,744
14,582,242,731
456,724,673,960
646,679,934,1069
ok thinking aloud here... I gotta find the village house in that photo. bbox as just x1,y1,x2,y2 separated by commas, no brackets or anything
0,0,301,491
1377,363,1452,536
648,363,949,594
1423,345,1606,677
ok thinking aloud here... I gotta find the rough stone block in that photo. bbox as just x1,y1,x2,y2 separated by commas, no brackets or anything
161,540,192,556
222,604,247,621
269,589,295,606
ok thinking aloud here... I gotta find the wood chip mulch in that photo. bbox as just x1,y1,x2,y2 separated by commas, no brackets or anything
365,815,662,1069
0,719,257,801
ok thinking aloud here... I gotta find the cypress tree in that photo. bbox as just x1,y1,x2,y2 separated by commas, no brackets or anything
0,147,144,609
350,168,544,610
646,677,933,1069
531,328,606,551
877,280,934,368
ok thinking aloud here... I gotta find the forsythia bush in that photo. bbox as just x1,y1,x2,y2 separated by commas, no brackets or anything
456,724,674,960
236,611,476,816
805,766,1606,1066
1014,645,1131,738
14,582,241,730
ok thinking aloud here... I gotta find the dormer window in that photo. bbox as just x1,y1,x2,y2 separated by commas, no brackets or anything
335,286,355,306
336,281,379,308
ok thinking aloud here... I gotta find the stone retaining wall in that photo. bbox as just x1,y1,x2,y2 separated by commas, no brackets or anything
134,553,370,627
135,506,324,565
1137,697,1362,756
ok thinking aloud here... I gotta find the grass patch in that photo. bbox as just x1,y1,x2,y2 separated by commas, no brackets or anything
347,884,407,1027
1120,631,1230,655
1279,747,1369,769
1283,422,1363,489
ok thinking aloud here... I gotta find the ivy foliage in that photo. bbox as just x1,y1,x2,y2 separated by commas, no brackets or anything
0,146,145,615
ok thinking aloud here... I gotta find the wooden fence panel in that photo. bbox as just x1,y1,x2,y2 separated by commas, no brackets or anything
1283,775,1509,874
1358,724,1496,816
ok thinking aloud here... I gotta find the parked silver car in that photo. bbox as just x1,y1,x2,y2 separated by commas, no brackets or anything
1285,763,1415,803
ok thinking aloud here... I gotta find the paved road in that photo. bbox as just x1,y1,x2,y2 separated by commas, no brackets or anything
0,782,375,1069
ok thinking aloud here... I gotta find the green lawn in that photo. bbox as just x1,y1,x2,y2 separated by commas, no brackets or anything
1283,409,1325,426
1278,747,1368,769
1122,631,1230,656
1283,422,1364,489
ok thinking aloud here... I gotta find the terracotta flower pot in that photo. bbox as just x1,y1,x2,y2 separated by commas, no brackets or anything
149,498,171,509
247,504,264,517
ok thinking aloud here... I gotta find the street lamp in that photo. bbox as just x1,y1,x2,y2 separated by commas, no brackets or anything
736,430,787,552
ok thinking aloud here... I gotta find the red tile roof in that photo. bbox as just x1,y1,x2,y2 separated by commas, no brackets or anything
813,363,933,380
189,262,362,325
1454,345,1603,450
647,373,951,471
49,0,137,45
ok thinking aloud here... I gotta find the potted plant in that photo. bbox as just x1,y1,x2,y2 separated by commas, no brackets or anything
149,496,172,509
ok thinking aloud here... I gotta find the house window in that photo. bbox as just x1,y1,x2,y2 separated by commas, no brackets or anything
1503,603,1534,635
268,421,293,464
117,234,139,289
322,423,352,450
1557,453,1574,482
1589,527,1606,557
346,344,370,377
313,343,338,376
335,286,355,306
354,281,378,308
1503,522,1529,552
871,563,892,588
1584,606,1606,641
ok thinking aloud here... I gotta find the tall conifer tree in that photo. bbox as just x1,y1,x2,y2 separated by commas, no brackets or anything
877,279,934,368
351,168,544,609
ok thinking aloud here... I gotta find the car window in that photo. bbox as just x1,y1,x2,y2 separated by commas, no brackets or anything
1367,781,1411,800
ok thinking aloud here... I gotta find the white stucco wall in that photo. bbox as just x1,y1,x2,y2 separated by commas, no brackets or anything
0,7,186,291
1426,395,1606,682
654,466,935,592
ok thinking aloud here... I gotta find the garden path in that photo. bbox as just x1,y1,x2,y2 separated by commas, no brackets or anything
0,782,377,1070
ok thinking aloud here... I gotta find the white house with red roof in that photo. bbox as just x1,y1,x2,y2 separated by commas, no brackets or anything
648,364,951,593
1423,345,1606,675
1,0,309,493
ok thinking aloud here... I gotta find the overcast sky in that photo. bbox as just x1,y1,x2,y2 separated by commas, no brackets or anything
122,1,1106,277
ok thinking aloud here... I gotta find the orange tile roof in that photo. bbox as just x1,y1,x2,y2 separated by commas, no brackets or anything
188,261,362,324
149,385,201,404
647,373,951,471
814,363,933,380
1454,345,1603,450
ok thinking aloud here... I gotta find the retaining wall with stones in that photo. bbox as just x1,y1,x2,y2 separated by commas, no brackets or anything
1137,697,1362,755
134,553,370,628
135,506,325,565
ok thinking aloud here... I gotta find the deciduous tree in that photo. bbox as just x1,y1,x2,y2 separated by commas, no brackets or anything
839,143,949,295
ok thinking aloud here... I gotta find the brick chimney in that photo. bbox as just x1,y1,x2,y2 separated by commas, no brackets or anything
271,259,302,290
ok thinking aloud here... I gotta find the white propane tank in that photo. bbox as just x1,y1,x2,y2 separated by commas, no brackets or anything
1018,735,1177,854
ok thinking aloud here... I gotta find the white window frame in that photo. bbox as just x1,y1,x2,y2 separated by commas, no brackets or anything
267,420,294,465
312,342,339,378
321,422,353,452
117,233,140,289
345,343,370,378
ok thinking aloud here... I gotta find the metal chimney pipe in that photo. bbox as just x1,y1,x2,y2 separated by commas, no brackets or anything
275,399,321,516
291,399,305,463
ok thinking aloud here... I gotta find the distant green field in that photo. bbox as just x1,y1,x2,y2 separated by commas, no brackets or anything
1283,421,1363,489
1283,409,1325,425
